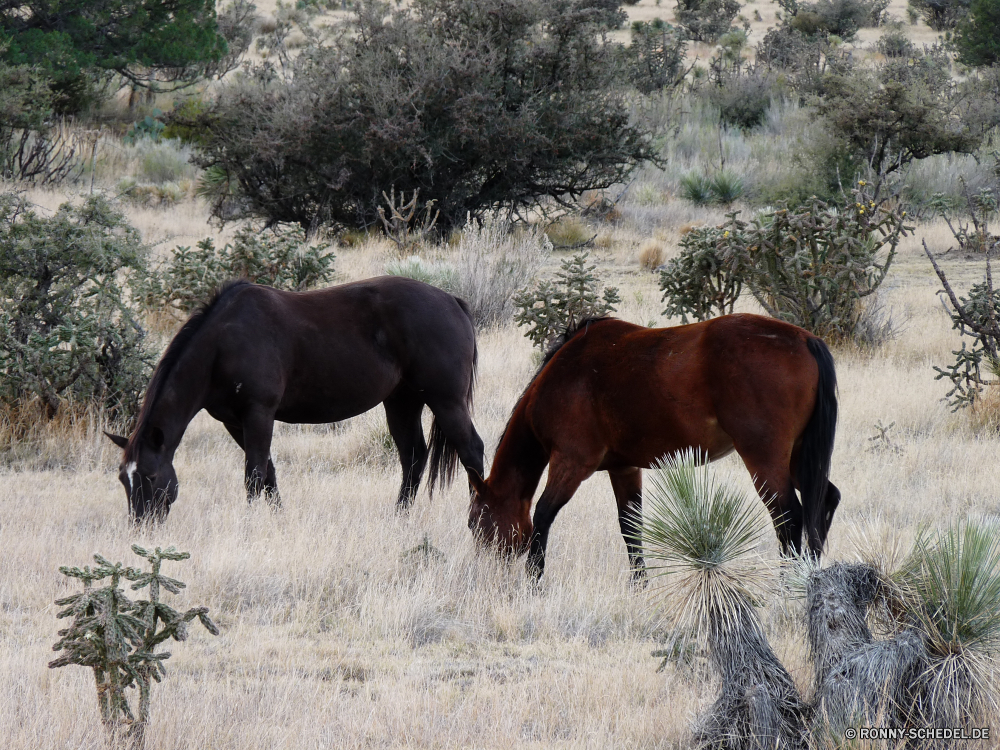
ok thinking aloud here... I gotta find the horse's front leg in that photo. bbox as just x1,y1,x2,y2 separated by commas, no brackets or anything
242,408,279,506
609,467,647,586
527,455,592,581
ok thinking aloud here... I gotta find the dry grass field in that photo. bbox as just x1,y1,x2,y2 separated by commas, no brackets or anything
1,179,999,748
1,0,996,744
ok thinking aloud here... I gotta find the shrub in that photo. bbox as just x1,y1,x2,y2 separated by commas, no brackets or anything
386,215,551,328
385,256,459,292
627,18,689,94
924,241,999,411
955,0,1000,66
147,226,335,314
0,193,151,425
674,0,742,43
660,225,744,322
0,63,80,184
514,252,621,349
720,182,912,343
808,0,879,38
817,51,979,177
907,0,970,29
876,26,915,57
49,545,219,749
710,70,779,131
639,239,666,271
197,0,657,232
451,216,551,328
135,139,197,184
679,171,744,205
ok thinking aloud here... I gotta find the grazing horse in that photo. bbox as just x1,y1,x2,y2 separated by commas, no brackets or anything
467,314,839,581
107,277,485,521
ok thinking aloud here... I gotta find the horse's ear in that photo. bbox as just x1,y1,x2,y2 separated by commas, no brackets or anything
104,431,129,450
466,468,488,496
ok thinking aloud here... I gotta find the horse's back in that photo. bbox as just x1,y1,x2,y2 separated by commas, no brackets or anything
526,315,821,467
203,277,476,422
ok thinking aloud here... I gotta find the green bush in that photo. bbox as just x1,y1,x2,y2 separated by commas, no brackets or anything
679,173,715,205
0,193,152,423
674,0,742,42
817,51,979,177
907,0,970,29
197,0,656,232
955,0,1000,66
514,252,621,350
627,18,689,94
720,182,912,342
147,226,335,313
710,71,778,131
876,26,915,58
49,545,219,749
660,225,744,323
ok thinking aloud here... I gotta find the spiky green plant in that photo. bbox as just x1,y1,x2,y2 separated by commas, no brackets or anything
709,171,745,205
898,521,1000,724
679,173,714,205
639,449,807,750
639,449,770,631
49,546,219,749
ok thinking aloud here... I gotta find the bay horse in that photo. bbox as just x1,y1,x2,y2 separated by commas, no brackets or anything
467,314,839,580
106,277,485,521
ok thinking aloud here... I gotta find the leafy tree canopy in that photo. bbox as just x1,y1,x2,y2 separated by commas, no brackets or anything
195,0,659,232
0,0,231,112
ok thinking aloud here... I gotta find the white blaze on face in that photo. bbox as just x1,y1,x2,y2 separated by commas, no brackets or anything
125,461,138,493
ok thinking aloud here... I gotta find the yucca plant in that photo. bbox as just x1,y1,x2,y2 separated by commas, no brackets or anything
897,521,1000,727
679,173,715,205
709,171,745,205
638,449,807,750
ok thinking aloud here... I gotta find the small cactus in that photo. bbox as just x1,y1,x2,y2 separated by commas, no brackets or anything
49,545,219,749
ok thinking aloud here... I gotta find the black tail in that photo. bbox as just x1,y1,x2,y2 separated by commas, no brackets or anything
799,337,838,557
427,297,478,495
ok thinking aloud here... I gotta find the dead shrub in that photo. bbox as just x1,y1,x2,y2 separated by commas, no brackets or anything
639,239,666,271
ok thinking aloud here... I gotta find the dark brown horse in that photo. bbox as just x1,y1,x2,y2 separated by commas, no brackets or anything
107,277,484,521
467,314,839,580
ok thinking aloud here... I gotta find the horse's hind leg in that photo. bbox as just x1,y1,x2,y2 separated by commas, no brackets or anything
240,408,280,506
425,397,485,481
384,393,428,511
223,421,278,493
608,467,646,585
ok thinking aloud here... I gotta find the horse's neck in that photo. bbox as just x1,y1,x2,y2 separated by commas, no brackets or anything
490,403,549,501
146,334,216,453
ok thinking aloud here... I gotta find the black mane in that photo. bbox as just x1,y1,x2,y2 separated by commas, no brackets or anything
494,317,611,451
124,280,251,462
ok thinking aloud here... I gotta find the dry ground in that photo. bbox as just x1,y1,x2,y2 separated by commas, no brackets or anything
1,182,999,749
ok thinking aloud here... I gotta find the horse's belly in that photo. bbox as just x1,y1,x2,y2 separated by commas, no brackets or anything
274,396,385,425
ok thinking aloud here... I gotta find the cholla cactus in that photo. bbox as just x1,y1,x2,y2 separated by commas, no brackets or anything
514,252,621,350
49,545,219,749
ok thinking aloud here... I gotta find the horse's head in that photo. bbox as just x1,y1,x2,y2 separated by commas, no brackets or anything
467,469,532,557
105,429,178,522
